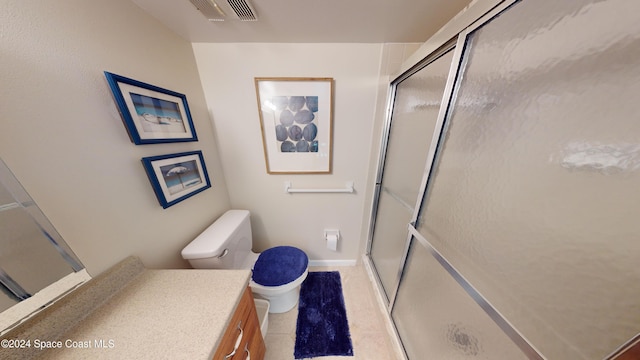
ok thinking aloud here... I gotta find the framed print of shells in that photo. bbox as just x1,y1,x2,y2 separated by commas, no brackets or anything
254,77,333,174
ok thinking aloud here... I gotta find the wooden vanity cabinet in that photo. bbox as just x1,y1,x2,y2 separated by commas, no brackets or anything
213,287,266,360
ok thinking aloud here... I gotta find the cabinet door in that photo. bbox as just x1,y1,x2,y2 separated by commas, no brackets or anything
213,287,265,360
244,311,266,360
238,294,265,360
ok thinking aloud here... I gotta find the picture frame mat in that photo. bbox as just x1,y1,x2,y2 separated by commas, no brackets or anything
149,153,208,203
256,78,333,173
117,82,194,140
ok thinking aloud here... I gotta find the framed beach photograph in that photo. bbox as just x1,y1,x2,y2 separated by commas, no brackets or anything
141,151,211,209
255,77,334,174
105,71,198,144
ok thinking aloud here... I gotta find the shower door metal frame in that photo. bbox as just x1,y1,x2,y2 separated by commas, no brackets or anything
366,38,459,308
382,0,640,358
392,1,546,358
367,0,551,358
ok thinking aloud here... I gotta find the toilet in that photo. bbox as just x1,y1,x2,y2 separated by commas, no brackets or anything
181,210,309,314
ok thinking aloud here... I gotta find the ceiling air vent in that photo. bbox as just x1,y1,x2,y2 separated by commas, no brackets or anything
188,0,258,22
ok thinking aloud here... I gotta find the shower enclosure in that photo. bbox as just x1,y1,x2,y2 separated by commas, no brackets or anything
367,0,640,358
0,158,87,333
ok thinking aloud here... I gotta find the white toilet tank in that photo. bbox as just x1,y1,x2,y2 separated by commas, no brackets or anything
181,210,253,269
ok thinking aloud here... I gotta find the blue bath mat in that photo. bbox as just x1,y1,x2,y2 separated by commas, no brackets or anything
294,271,354,359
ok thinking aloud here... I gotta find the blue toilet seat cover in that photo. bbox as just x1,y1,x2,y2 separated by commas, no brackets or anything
252,246,309,286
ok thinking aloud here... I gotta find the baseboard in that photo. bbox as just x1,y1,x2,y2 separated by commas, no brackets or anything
308,259,357,267
362,254,407,360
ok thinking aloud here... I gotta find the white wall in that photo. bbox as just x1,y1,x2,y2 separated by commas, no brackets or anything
0,0,431,276
1,0,231,275
192,43,383,264
398,0,504,78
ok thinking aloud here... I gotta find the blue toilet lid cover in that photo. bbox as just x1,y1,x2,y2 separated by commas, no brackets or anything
252,246,309,286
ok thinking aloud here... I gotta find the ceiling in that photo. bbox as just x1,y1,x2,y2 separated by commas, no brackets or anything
130,0,473,43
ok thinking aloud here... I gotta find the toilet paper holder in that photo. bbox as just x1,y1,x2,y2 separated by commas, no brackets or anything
324,229,340,251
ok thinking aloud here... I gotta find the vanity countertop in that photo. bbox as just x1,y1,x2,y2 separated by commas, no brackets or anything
36,269,251,359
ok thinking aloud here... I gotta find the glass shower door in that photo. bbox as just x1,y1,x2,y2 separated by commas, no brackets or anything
392,234,530,359
0,159,84,313
368,46,455,302
393,0,640,358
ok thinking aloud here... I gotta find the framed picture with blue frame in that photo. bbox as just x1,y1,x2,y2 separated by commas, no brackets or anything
104,71,198,144
141,151,211,208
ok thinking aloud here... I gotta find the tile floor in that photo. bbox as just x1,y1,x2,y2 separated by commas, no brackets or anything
263,263,403,360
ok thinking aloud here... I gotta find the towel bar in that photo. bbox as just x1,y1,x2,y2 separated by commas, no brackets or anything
284,181,354,194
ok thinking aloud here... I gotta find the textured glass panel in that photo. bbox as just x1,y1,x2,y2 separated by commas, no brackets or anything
370,191,413,300
418,0,640,358
381,49,455,207
392,239,528,360
0,159,82,313
370,50,454,300
0,208,74,295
